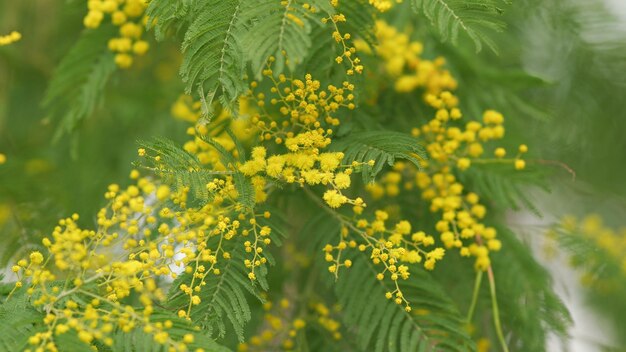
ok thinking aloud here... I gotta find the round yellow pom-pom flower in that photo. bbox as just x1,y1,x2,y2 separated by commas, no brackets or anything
323,190,348,208
29,251,44,265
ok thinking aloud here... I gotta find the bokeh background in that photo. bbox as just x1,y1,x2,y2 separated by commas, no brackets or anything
2,0,625,350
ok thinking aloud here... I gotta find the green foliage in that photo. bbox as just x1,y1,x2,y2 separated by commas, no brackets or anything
460,163,549,215
331,131,426,183
0,287,44,352
165,207,286,342
196,132,256,210
337,0,377,47
180,0,246,113
242,0,315,75
42,26,117,139
335,256,475,351
138,135,256,209
167,246,256,342
303,213,474,352
490,227,571,351
138,137,217,201
145,0,195,41
410,0,507,52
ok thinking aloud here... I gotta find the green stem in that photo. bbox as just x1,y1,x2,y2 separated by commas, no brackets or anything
466,270,483,323
487,267,509,352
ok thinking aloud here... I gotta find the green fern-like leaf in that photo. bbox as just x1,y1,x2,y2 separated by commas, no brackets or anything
167,242,263,341
233,171,255,210
334,256,475,351
302,213,474,351
165,206,287,341
410,0,506,52
138,137,222,201
0,287,44,352
241,0,316,75
330,131,426,183
459,163,549,215
195,133,256,210
42,26,117,139
145,0,196,40
180,0,246,112
552,223,623,285
489,227,571,351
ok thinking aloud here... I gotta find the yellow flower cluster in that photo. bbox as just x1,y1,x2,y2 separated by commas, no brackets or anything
237,297,341,351
356,21,457,94
360,22,532,271
239,145,367,209
244,70,365,209
417,94,529,269
322,208,445,311
243,67,447,310
83,0,149,68
244,70,436,309
250,65,355,136
10,167,275,350
555,214,626,290
322,1,364,75
0,31,21,46
366,91,527,270
368,0,402,12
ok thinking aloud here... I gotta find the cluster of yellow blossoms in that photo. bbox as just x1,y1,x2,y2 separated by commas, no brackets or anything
356,21,457,94
322,209,446,311
243,67,367,209
240,56,469,310
352,21,531,272
83,0,149,68
170,89,431,313
9,163,274,350
0,31,21,46
368,0,402,12
238,297,342,351
322,1,364,75
553,214,626,291
410,103,527,270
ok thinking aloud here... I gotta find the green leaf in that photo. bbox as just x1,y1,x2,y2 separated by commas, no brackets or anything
145,0,196,40
0,288,44,352
489,227,571,351
410,0,507,52
234,171,255,210
241,0,315,74
305,213,474,351
138,137,221,201
195,133,255,210
334,256,475,352
43,26,117,139
459,163,549,215
180,0,246,112
330,131,426,183
166,242,262,342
